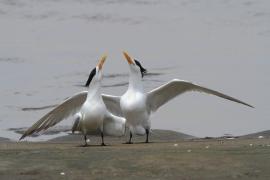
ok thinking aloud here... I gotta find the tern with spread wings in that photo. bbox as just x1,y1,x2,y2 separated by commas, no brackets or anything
20,55,126,146
102,52,253,144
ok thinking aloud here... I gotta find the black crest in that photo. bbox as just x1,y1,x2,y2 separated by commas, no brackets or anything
85,68,96,87
134,59,147,77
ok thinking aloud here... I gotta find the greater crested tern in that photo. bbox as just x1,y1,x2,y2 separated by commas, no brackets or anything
20,55,126,146
106,51,253,143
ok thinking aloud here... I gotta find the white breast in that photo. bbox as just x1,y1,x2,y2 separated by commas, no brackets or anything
80,101,106,132
120,90,149,127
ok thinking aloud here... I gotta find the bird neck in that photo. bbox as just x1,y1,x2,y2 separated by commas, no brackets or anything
128,72,143,92
87,81,102,101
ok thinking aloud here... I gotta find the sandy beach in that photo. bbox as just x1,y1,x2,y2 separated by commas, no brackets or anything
1,136,270,180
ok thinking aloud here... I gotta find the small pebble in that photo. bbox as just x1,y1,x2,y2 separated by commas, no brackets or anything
249,144,253,147
174,144,178,147
205,146,209,149
187,149,191,153
60,172,65,176
258,136,264,139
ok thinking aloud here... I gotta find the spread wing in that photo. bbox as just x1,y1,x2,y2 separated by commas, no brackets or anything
102,94,123,116
103,113,126,136
146,79,254,112
20,91,88,140
20,92,123,140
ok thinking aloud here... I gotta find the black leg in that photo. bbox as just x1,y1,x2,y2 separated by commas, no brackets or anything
145,129,149,143
127,132,133,144
101,132,106,146
83,135,88,147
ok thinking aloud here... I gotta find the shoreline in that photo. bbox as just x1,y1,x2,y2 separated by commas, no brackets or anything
2,128,270,143
1,129,195,143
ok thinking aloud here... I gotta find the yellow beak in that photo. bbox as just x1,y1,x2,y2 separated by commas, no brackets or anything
123,51,134,65
97,54,107,70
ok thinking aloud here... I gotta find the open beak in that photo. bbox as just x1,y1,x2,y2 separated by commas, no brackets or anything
123,51,134,65
97,54,107,70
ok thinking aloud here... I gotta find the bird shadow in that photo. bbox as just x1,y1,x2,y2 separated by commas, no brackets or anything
76,144,111,148
135,142,154,144
122,141,155,145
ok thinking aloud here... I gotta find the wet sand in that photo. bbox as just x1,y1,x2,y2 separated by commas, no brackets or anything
1,136,270,180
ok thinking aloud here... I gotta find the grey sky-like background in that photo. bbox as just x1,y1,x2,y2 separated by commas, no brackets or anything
0,0,269,140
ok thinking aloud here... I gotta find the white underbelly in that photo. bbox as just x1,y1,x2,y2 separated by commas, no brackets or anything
121,91,150,133
133,125,147,135
82,116,102,131
123,108,150,135
124,110,148,125
80,102,105,133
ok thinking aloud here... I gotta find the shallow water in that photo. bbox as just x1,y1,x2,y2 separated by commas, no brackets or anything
0,0,269,140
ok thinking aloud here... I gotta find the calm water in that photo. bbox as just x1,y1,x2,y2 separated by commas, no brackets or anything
0,0,269,141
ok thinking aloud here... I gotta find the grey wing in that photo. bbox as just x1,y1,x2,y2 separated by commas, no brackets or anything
20,91,88,140
102,94,123,116
103,113,126,136
146,79,254,112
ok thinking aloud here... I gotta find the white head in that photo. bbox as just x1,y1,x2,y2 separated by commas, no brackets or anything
122,51,147,79
85,54,107,87
122,51,147,91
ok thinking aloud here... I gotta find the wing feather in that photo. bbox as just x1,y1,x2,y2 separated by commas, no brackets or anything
147,79,253,112
20,91,88,140
103,113,126,136
102,94,123,116
20,92,123,139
